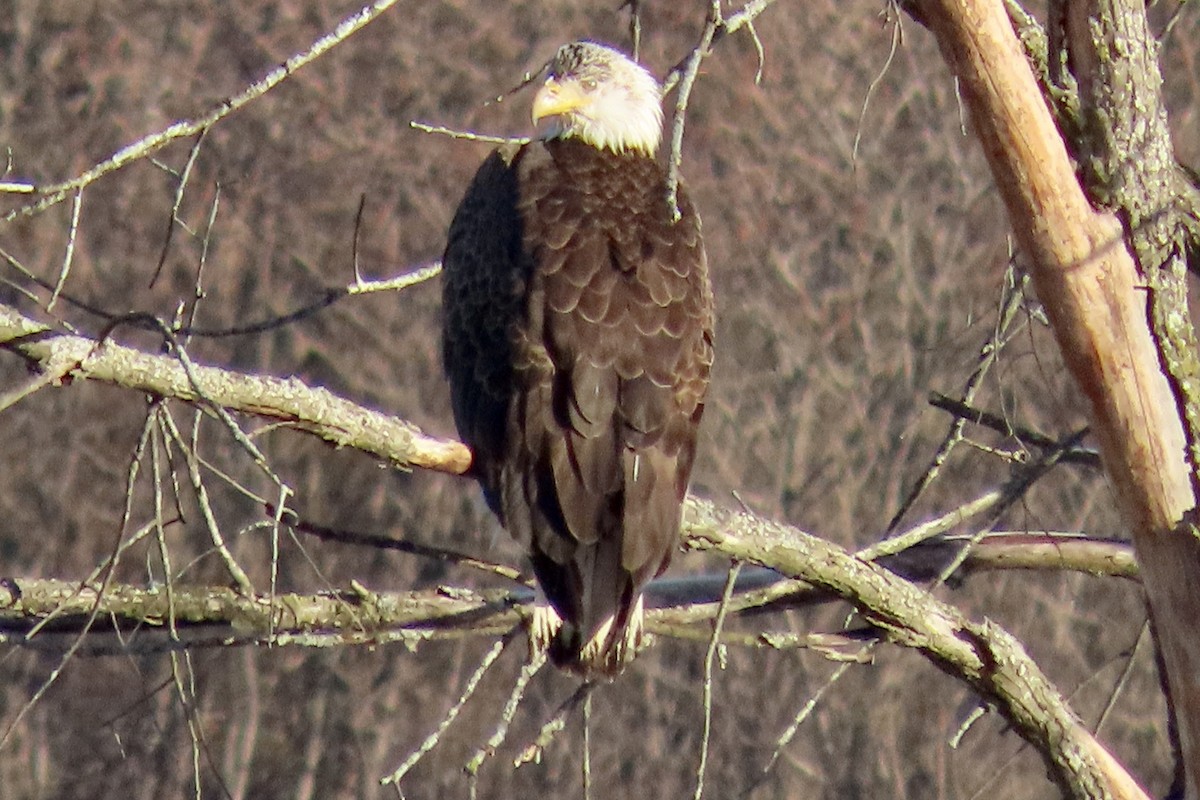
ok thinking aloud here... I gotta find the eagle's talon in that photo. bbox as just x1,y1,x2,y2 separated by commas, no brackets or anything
528,603,563,661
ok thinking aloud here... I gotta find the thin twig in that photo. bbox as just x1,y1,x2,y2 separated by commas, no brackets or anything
861,422,1087,565
47,188,83,311
928,392,1100,466
182,260,440,337
0,410,157,750
352,193,367,284
2,220,438,339
34,411,158,642
158,409,256,595
150,128,209,288
268,484,288,640
280,506,527,584
928,428,1089,588
3,0,404,223
720,0,781,40
852,6,903,167
1092,621,1150,737
744,658,860,797
665,2,723,220
657,0,780,214
381,631,517,786
347,261,442,296
180,181,222,346
0,361,76,413
858,488,1003,561
582,690,593,800
694,560,741,800
1159,1,1189,42
514,682,598,767
409,121,527,146
168,650,202,799
886,265,1030,532
949,702,989,748
465,652,548,776
624,0,642,59
744,21,766,83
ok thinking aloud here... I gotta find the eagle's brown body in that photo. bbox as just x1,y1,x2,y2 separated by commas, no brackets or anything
442,46,712,676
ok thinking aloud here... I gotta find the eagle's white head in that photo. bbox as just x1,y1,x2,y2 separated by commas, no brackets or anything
531,41,663,156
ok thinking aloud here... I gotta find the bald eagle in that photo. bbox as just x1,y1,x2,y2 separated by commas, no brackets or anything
441,41,713,677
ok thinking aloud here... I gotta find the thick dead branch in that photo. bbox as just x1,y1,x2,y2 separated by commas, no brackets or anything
1061,1,1200,788
682,497,1146,799
0,524,1139,654
0,572,887,659
913,0,1193,795
0,304,471,474
1063,0,1200,476
0,578,520,651
881,532,1138,581
910,0,1191,533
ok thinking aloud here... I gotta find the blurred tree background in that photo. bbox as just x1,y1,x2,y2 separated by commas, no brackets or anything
1,1,1196,797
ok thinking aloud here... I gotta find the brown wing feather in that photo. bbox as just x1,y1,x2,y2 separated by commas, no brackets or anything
442,146,529,517
442,137,712,674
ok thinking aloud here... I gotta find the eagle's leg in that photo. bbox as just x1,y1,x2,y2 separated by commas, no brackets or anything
527,597,649,678
528,599,564,663
579,595,646,676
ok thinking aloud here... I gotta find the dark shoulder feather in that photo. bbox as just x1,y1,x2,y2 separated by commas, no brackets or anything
441,146,529,516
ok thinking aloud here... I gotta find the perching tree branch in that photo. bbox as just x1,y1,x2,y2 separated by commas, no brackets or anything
681,497,1145,799
0,501,1146,797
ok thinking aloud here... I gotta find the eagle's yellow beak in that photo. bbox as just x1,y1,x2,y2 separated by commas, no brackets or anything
531,79,589,124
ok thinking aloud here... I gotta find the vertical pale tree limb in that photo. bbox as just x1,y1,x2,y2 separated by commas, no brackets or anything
1061,5,1200,791
915,0,1196,796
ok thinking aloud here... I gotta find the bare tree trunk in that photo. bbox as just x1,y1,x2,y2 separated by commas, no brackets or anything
913,0,1199,795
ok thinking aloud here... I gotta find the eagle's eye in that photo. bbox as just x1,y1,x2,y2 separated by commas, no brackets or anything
581,78,598,91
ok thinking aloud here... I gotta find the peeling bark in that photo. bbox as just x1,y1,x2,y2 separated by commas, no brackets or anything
915,0,1198,795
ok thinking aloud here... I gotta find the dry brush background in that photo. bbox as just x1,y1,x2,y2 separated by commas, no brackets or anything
0,1,1197,798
